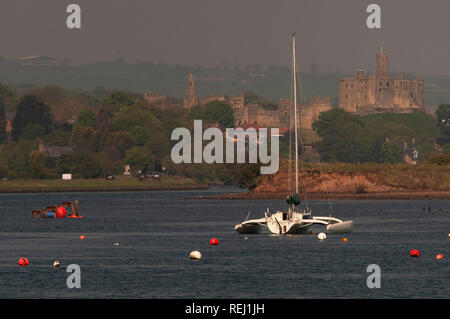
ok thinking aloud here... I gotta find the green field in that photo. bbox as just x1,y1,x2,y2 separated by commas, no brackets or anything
0,175,207,193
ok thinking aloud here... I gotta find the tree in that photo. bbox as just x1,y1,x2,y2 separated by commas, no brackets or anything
77,109,96,127
103,90,134,106
313,109,369,163
203,100,234,128
4,141,33,178
131,126,151,145
30,151,53,178
111,131,135,155
234,164,261,189
12,95,53,140
95,107,111,131
0,97,7,143
124,146,152,171
71,152,104,178
70,126,101,153
20,123,46,141
379,142,404,163
436,104,450,137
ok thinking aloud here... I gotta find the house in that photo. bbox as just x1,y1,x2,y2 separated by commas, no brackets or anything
38,142,75,158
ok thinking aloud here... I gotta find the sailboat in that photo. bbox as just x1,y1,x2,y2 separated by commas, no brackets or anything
234,33,354,235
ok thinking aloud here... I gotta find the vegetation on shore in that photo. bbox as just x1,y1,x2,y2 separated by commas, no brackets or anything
0,175,206,192
251,161,450,199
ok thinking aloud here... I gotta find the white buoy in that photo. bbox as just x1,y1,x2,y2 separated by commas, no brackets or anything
189,251,202,260
52,260,60,268
113,242,119,247
317,232,327,241
244,237,248,240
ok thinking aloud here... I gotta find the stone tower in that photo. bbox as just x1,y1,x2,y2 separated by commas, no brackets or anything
183,73,199,109
376,45,389,78
187,73,194,90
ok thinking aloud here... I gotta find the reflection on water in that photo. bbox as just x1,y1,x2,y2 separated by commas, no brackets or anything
0,187,448,298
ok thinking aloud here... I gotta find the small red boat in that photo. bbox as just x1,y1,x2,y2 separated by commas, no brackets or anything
32,201,82,219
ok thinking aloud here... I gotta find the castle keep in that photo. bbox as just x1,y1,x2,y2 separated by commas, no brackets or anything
339,51,424,114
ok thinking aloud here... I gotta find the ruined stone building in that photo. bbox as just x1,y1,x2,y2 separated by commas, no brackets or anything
182,73,241,109
144,92,167,104
181,73,331,130
339,51,424,115
182,73,200,108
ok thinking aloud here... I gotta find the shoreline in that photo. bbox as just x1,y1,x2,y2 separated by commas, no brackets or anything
199,190,450,200
0,185,209,193
0,176,208,193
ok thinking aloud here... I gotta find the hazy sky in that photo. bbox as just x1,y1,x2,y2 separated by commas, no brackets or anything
0,0,449,76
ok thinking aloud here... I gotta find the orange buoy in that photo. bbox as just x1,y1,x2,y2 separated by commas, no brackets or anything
210,238,219,246
80,235,86,240
55,207,66,218
342,237,348,243
436,254,444,260
410,249,420,257
18,257,29,267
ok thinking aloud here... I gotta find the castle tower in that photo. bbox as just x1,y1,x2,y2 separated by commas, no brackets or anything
187,73,194,90
183,73,199,109
376,46,389,78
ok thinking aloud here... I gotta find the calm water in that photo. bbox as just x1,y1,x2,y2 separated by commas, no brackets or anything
0,187,448,299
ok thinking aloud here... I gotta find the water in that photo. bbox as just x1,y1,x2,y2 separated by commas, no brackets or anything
0,187,448,298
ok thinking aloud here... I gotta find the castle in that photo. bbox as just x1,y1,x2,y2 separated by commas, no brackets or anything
150,50,424,131
339,51,424,114
181,73,331,130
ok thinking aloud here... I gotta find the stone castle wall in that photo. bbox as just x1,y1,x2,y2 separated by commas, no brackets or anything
181,73,332,130
339,53,424,114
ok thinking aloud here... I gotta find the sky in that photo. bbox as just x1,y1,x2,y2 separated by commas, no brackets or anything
0,0,449,76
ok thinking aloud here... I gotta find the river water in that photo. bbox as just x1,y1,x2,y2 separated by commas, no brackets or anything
0,187,448,298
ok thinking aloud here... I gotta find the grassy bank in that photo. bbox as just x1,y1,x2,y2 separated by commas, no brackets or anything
0,175,208,193
218,162,450,200
295,162,450,191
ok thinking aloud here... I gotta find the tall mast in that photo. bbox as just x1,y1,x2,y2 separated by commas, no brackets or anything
292,33,299,195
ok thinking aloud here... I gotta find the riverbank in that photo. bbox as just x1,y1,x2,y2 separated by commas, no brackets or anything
0,175,208,193
202,163,450,200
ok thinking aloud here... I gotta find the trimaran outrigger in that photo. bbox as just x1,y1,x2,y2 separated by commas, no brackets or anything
234,33,354,235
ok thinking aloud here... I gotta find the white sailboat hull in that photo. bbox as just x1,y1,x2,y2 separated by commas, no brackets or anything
233,212,354,235
327,220,354,233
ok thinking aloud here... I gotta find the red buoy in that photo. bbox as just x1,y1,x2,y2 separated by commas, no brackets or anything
55,207,66,218
410,249,420,257
436,254,444,260
210,238,219,246
18,257,29,267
